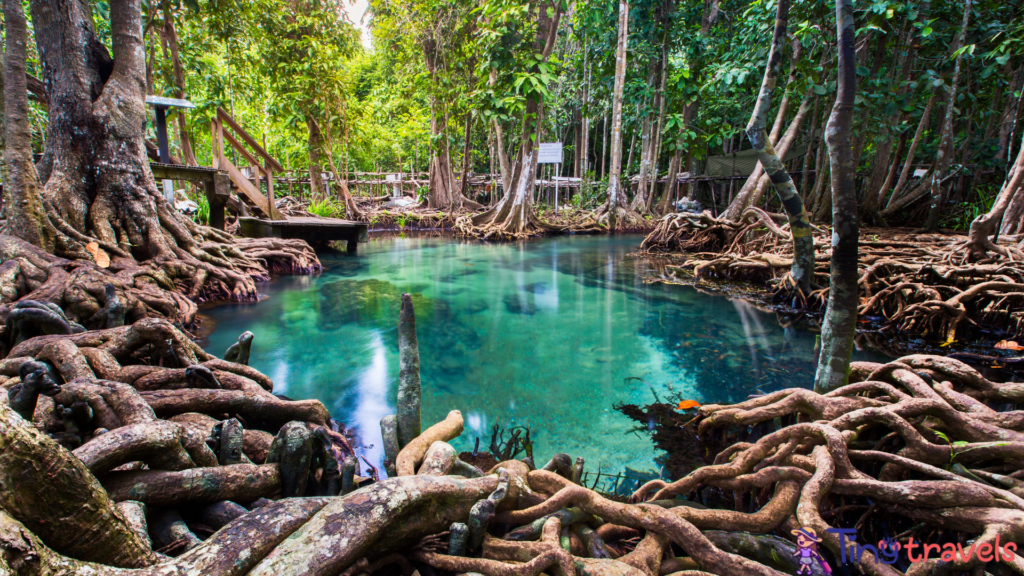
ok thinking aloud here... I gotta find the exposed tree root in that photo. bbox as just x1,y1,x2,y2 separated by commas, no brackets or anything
0,234,322,337
6,291,1024,575
643,212,1024,342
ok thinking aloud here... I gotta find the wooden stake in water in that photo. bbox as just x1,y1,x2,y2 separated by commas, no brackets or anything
397,293,422,447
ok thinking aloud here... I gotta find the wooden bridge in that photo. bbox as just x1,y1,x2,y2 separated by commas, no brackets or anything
149,105,367,252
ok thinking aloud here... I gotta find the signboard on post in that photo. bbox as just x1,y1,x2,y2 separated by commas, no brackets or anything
537,142,563,164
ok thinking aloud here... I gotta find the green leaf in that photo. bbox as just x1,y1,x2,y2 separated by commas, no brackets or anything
921,26,933,37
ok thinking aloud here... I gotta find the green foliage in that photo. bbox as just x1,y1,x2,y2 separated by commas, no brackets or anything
308,196,346,218
193,193,210,225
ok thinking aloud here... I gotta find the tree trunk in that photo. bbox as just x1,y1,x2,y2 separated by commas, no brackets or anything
924,0,972,231
658,147,682,214
596,0,643,229
601,111,609,178
423,40,480,211
744,0,814,295
883,90,938,210
3,0,57,249
862,28,917,220
313,116,365,220
799,95,820,199
814,0,858,393
306,115,326,200
466,1,562,236
161,7,196,167
966,132,1024,258
459,113,474,200
492,120,512,195
722,67,799,221
632,64,657,212
645,40,670,213
23,0,268,303
744,90,814,212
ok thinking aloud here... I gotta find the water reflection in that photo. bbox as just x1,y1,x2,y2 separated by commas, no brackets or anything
202,234,889,477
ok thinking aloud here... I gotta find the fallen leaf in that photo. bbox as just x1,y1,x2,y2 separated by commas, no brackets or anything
86,242,110,268
677,400,702,410
995,340,1024,351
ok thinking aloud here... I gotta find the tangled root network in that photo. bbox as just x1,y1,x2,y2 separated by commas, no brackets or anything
643,208,1024,343
3,301,1024,576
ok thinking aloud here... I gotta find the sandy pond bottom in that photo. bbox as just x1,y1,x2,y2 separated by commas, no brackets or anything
201,234,887,488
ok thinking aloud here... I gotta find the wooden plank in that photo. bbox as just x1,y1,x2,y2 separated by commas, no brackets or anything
215,108,285,172
220,153,282,219
222,129,266,174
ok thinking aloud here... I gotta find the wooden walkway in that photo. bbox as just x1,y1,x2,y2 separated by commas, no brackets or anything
238,217,369,252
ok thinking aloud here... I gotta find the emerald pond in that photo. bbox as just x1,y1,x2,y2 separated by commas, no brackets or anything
201,234,887,483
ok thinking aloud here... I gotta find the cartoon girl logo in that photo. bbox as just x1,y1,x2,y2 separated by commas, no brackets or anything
792,527,832,574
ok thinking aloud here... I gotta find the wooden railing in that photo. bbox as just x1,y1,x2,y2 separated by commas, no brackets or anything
211,107,284,220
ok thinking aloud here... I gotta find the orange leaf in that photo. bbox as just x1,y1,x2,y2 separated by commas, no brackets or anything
676,400,702,410
995,340,1024,351
86,242,110,268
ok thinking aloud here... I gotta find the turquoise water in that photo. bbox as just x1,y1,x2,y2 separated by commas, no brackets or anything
201,234,886,479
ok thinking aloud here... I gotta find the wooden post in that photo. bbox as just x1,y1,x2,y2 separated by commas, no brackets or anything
266,166,274,218
211,118,223,169
206,172,231,230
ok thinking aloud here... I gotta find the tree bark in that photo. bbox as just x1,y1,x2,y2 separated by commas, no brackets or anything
924,0,972,231
632,64,656,212
743,0,814,294
3,0,57,249
307,115,326,199
722,63,799,221
596,0,643,229
0,404,159,567
814,0,858,393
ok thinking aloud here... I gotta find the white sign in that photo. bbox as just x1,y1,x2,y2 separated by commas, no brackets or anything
538,142,563,164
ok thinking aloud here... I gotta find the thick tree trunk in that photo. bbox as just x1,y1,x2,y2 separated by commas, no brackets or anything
924,0,972,231
814,0,858,393
596,0,643,229
423,41,480,211
743,0,814,295
464,1,561,236
24,0,283,302
3,0,57,249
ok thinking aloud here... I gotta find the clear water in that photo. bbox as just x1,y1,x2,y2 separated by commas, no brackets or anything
201,234,887,480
